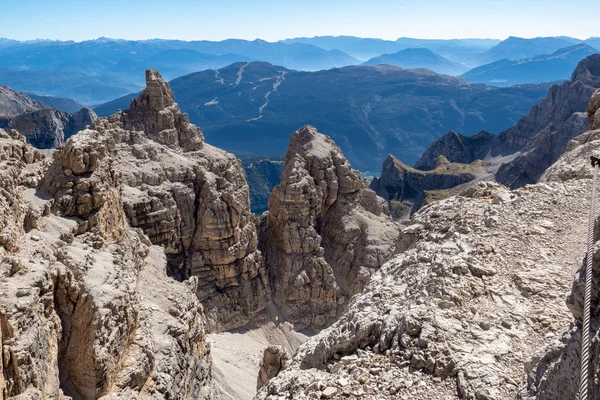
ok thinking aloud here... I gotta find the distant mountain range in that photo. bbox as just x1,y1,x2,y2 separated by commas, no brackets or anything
280,36,500,62
0,38,360,104
476,36,583,64
1,35,599,105
461,44,598,86
95,62,552,171
362,48,468,75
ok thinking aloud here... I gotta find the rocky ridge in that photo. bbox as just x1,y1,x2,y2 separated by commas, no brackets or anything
0,69,407,400
414,131,495,171
493,54,600,188
370,154,486,218
372,54,600,216
54,69,270,331
0,85,96,149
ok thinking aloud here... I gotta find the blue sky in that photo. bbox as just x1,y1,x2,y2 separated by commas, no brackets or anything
1,0,596,41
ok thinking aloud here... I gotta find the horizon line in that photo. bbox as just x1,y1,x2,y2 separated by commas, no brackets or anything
1,34,598,44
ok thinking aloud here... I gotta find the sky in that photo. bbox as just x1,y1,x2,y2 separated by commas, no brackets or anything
1,0,596,42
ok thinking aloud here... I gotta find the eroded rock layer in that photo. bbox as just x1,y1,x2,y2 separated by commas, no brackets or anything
261,126,400,328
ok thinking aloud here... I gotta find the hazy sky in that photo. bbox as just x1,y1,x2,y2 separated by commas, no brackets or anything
1,0,596,41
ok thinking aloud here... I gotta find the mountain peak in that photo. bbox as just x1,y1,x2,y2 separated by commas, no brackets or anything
121,69,203,151
571,54,600,81
143,69,175,111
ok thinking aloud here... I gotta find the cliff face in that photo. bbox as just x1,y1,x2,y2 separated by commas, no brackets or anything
0,85,44,116
0,128,214,399
371,154,485,217
0,70,406,399
261,126,400,328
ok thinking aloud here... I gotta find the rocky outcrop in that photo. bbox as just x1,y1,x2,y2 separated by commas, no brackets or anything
46,69,269,331
371,154,485,217
414,131,495,170
588,88,600,130
257,346,288,390
258,177,590,400
64,107,97,140
0,85,96,149
0,128,214,399
261,126,400,328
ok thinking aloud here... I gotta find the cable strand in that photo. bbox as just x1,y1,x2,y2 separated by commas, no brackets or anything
579,162,599,400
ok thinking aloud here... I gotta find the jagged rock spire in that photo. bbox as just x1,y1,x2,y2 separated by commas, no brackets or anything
261,125,399,328
121,69,204,151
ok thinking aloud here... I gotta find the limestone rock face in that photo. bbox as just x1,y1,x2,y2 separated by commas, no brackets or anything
257,173,591,400
43,70,269,331
0,129,214,399
64,108,97,141
0,128,44,255
257,345,288,390
0,86,44,116
587,87,600,131
261,126,400,328
256,100,600,398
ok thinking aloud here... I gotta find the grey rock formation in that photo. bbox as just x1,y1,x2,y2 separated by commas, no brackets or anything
261,126,400,328
587,88,600,130
50,69,270,331
370,154,485,217
64,107,97,140
414,131,495,170
121,69,204,152
257,346,288,390
0,128,214,399
257,176,590,400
